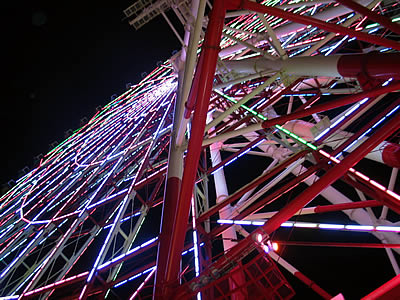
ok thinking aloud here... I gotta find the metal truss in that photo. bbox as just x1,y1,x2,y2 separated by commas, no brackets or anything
1,0,400,299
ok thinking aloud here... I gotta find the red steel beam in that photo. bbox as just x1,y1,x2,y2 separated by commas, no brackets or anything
209,165,319,239
258,109,400,236
197,150,309,223
314,200,381,213
343,170,400,214
335,0,400,36
260,81,400,129
362,274,400,300
184,53,205,119
294,93,321,112
275,241,400,248
154,0,227,297
206,136,265,175
241,0,400,51
337,53,400,80
294,271,332,299
186,109,400,293
331,98,400,157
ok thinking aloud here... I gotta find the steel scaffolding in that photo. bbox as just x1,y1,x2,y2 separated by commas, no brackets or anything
1,0,400,299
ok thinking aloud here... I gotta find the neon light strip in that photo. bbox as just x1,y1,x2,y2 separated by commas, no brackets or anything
210,140,265,175
128,267,156,300
217,219,400,232
85,189,130,283
0,229,44,278
214,89,318,150
190,196,202,300
324,35,348,56
97,237,158,270
314,98,369,141
0,64,176,294
22,237,203,297
114,266,156,289
23,272,89,296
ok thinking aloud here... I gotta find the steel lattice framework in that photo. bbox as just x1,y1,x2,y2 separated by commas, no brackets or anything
1,0,400,299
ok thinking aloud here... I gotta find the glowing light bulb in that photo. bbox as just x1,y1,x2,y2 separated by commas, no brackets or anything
272,242,279,251
257,233,263,243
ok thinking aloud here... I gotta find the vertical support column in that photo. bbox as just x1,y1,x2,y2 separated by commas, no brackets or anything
207,113,246,300
154,0,206,297
207,113,237,250
175,0,208,146
154,0,227,298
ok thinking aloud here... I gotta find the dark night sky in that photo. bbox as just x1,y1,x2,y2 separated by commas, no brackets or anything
2,1,181,186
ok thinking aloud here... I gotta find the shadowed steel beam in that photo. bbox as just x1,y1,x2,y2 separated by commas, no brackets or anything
154,0,227,297
241,0,400,50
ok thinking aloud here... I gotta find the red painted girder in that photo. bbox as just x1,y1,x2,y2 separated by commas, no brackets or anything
240,0,400,51
190,108,400,290
154,0,227,297
343,170,400,214
337,53,400,80
262,81,400,130
276,241,400,248
362,274,400,300
335,0,400,36
258,109,400,237
294,272,332,299
314,200,381,213
197,150,310,223
331,98,400,157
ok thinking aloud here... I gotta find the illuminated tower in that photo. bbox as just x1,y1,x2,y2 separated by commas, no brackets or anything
1,0,400,299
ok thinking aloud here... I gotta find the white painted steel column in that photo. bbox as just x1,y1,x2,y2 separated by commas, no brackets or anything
175,0,207,146
207,113,237,250
207,113,246,300
381,167,400,275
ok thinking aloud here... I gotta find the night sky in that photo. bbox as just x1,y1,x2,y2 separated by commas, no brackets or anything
2,1,181,187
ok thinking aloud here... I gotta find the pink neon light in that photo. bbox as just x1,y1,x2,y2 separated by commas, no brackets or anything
354,171,369,182
23,272,89,296
370,180,386,191
387,190,400,201
129,268,156,300
319,148,400,204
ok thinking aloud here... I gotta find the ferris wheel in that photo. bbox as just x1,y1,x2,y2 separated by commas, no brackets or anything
1,0,400,299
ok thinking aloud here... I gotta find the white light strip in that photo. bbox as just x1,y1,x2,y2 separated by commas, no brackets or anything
217,219,400,233
314,98,368,141
293,222,318,228
191,196,202,300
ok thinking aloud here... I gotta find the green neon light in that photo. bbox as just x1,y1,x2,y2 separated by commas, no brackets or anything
215,90,318,151
274,125,318,150
365,16,400,30
215,90,267,120
365,23,379,29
